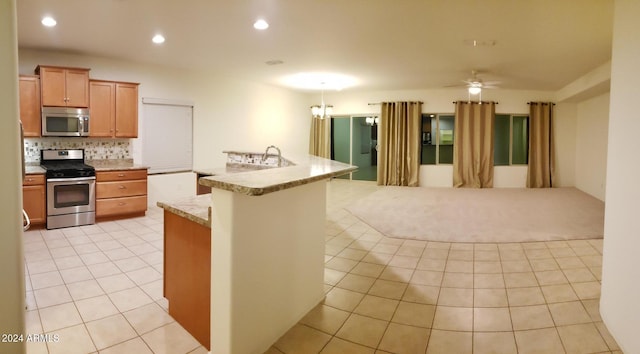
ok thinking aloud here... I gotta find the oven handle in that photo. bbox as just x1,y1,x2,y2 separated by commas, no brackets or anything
47,176,96,183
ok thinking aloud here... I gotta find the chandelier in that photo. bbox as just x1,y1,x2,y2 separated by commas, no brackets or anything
365,116,379,125
311,87,333,119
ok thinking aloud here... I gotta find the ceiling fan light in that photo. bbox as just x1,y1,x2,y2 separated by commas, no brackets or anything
468,86,482,95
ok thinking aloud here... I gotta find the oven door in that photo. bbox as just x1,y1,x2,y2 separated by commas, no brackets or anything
47,177,96,216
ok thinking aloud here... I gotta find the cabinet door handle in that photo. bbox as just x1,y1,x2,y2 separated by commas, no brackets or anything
117,173,125,177
118,185,126,189
118,202,126,206
25,178,33,182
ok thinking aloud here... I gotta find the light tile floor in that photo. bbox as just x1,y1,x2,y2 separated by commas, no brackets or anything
268,180,621,354
23,179,621,353
24,209,207,354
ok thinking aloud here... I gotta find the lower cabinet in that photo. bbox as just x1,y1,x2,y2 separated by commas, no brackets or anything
96,169,148,218
22,174,46,226
163,210,211,350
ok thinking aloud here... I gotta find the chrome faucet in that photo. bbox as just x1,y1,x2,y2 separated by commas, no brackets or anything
262,145,282,167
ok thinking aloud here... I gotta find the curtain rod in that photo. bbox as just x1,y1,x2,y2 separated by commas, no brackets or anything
368,101,424,105
452,101,499,104
527,102,556,105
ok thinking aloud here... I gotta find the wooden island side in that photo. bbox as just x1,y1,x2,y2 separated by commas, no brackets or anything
157,194,212,350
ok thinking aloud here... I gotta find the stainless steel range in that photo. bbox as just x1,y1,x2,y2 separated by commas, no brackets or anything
41,149,96,229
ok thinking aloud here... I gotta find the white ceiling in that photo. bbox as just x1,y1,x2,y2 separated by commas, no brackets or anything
16,0,614,92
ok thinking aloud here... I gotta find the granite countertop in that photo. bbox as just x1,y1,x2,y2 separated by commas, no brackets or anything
25,165,45,174
157,194,212,228
86,159,149,171
25,159,148,174
194,164,275,177
199,154,357,196
160,154,355,226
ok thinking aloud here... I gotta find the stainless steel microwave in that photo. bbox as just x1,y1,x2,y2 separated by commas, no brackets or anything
42,107,90,137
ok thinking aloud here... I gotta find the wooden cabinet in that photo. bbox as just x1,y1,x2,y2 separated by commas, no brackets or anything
90,80,139,138
115,83,139,137
19,75,41,137
96,169,148,218
36,65,90,108
89,81,115,137
22,174,46,226
163,210,211,349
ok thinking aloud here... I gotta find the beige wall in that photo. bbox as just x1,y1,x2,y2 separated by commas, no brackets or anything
600,1,640,353
553,103,577,187
575,93,609,200
210,181,326,353
0,0,26,353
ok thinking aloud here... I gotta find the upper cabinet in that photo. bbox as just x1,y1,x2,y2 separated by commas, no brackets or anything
36,65,90,108
19,75,41,137
90,80,139,138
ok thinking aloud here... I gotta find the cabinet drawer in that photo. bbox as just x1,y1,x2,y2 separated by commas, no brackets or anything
97,180,147,199
23,174,45,186
96,169,147,182
97,195,147,217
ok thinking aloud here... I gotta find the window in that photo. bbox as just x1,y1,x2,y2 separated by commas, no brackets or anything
421,114,454,164
421,113,528,166
494,114,528,166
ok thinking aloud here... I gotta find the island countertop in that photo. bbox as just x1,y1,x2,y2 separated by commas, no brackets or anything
157,194,212,228
199,154,357,196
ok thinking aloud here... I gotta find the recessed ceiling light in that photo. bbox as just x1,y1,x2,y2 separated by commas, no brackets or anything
41,16,57,27
152,34,165,44
253,19,269,30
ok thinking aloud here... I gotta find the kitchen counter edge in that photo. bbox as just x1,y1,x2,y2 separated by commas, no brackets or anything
86,159,150,171
199,155,357,196
157,194,212,228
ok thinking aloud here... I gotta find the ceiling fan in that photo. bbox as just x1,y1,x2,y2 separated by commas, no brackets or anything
445,70,501,98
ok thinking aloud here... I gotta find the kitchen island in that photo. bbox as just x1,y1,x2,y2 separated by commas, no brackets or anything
158,152,355,354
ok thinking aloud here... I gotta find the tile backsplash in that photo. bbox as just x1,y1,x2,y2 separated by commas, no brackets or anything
225,151,293,167
24,138,131,163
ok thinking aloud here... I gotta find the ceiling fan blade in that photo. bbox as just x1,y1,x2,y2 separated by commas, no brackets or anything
443,83,467,88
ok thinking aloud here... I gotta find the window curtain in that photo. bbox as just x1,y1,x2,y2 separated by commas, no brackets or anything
527,102,555,188
309,116,330,158
453,101,495,188
377,101,422,186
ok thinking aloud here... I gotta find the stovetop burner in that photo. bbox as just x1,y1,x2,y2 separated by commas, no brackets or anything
41,163,96,178
40,149,96,179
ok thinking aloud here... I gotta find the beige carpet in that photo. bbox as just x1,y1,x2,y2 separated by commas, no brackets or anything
347,187,605,243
